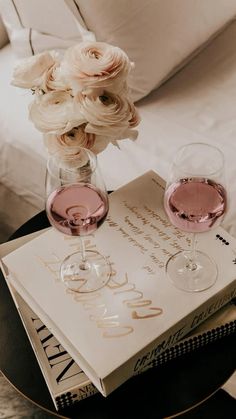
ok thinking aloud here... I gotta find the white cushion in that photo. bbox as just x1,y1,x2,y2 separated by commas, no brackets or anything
75,0,236,101
0,14,8,48
0,0,93,57
0,44,47,209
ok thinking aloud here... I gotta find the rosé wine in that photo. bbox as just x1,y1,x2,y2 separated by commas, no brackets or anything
164,177,227,233
46,183,108,236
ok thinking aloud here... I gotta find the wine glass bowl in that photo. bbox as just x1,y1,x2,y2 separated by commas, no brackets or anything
164,142,227,292
45,147,111,293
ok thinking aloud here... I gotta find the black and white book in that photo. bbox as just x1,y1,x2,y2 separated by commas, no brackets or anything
6,282,98,411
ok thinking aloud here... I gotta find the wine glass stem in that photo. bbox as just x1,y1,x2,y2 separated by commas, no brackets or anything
186,233,197,271
79,237,89,270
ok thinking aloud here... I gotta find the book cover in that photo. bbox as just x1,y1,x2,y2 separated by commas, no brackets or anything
2,171,236,396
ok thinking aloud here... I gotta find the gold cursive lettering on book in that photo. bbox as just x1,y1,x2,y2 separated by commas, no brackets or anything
114,273,163,320
37,254,163,338
67,290,134,337
36,254,61,281
89,304,134,338
132,307,163,319
63,236,96,252
103,326,134,338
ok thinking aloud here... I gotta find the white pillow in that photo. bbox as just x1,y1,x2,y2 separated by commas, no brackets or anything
75,0,236,101
0,14,8,48
0,0,93,57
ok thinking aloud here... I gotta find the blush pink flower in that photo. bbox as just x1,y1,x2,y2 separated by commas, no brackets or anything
74,91,140,140
29,91,86,134
11,40,141,155
61,41,133,95
44,124,112,156
11,51,57,90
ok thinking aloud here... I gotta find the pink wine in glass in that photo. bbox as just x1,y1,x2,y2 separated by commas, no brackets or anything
164,177,227,233
46,183,108,236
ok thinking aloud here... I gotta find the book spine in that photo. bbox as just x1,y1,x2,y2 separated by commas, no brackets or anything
55,382,97,411
137,283,236,371
144,319,236,372
142,297,236,371
5,280,98,411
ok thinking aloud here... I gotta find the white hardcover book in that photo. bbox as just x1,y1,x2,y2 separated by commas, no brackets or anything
1,235,235,411
2,171,236,396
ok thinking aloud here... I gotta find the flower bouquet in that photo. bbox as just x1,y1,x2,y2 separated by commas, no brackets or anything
11,41,140,158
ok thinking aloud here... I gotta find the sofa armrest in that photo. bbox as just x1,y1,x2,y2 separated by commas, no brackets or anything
0,14,9,48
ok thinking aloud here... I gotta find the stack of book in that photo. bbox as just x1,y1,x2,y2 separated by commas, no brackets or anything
1,171,236,411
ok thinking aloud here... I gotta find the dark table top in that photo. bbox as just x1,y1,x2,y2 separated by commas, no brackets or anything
0,211,235,418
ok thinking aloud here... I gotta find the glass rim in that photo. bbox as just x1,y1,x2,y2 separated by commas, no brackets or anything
46,146,97,181
173,142,225,177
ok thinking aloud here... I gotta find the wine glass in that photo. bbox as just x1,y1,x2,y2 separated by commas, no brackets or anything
164,142,227,292
45,146,112,293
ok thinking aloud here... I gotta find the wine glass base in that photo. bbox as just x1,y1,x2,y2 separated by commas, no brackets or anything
166,250,218,292
60,250,112,293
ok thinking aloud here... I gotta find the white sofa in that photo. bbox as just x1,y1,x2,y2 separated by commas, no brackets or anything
1,0,236,241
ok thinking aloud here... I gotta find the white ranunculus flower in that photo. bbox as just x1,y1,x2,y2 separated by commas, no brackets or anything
44,125,112,155
75,92,140,139
127,100,141,128
61,41,133,95
44,125,95,154
41,64,71,93
11,51,58,89
29,91,86,134
11,41,141,154
90,134,114,154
